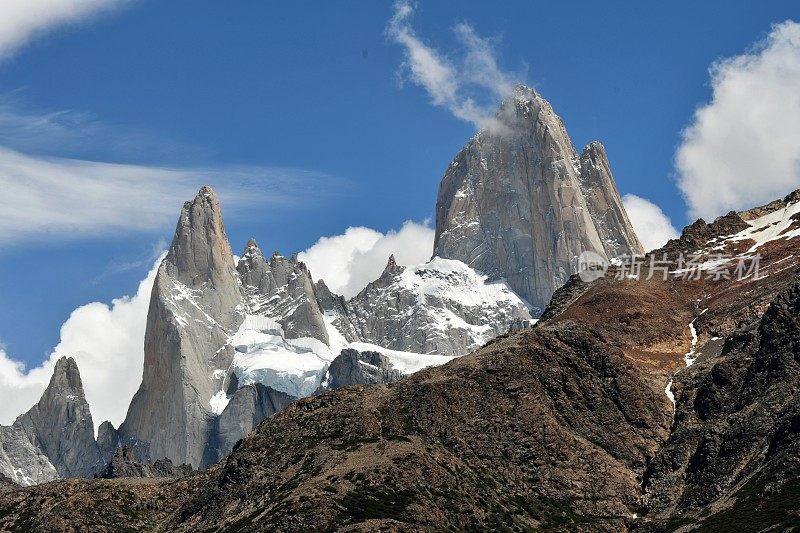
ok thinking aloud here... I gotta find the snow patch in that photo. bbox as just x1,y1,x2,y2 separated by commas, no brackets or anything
728,200,800,254
684,320,699,367
347,341,456,375
209,391,230,415
665,317,703,418
229,315,336,398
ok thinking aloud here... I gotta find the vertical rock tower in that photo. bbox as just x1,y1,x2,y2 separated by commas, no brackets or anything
13,357,102,479
120,186,245,468
433,85,643,312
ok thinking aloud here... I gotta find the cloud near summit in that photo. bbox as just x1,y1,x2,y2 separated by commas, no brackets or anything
0,254,162,431
299,220,435,299
386,1,523,128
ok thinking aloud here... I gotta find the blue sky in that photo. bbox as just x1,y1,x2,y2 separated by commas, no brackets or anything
0,0,798,371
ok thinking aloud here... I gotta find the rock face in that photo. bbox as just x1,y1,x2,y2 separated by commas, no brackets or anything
0,425,58,486
343,256,532,356
96,421,120,464
316,349,403,393
314,279,361,343
211,384,295,464
237,240,328,344
97,446,193,479
433,85,643,312
14,357,103,479
0,357,101,485
578,141,643,257
119,186,246,469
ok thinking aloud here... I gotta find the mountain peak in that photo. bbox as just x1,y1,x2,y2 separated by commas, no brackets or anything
166,183,235,286
484,84,561,136
382,254,402,277
242,239,262,261
50,356,83,394
122,186,245,468
13,357,102,478
434,87,644,311
510,83,539,100
582,140,605,154
198,185,217,200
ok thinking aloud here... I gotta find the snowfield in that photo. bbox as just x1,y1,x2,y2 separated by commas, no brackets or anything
206,259,528,413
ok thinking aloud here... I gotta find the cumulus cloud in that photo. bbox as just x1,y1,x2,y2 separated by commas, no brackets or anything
622,194,680,252
0,145,339,247
677,20,800,220
0,0,126,60
0,254,161,431
299,221,435,298
386,1,521,128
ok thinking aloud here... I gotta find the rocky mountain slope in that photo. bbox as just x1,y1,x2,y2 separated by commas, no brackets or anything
315,348,404,393
433,85,643,313
540,189,800,530
0,323,669,531
2,190,798,531
0,357,102,485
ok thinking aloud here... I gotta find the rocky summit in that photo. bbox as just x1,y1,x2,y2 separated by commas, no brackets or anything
0,357,102,485
433,85,643,313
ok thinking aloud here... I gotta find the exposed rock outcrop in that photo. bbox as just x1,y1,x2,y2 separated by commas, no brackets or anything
210,384,295,464
316,348,403,393
0,471,16,491
96,421,120,465
237,240,328,344
344,256,532,356
315,279,360,343
0,357,101,485
433,85,643,312
97,446,193,479
0,425,58,486
578,141,643,256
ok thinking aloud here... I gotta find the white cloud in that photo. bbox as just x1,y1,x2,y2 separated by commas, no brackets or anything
299,220,435,298
677,20,800,221
386,1,520,128
0,145,338,247
622,194,680,252
0,254,161,431
0,0,125,60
